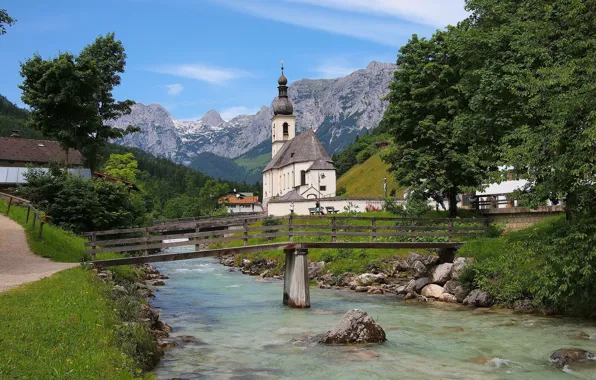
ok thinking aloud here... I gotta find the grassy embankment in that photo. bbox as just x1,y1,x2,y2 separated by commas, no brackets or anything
0,199,155,379
213,210,486,276
458,214,596,316
336,153,404,198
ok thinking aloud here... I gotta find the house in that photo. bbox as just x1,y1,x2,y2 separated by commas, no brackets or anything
0,136,90,189
262,64,337,206
218,192,263,213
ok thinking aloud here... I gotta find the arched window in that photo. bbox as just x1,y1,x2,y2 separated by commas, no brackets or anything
300,170,306,186
283,122,289,137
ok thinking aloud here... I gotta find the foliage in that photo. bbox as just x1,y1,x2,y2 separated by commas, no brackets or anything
0,9,15,35
262,217,282,234
103,153,141,182
456,0,596,221
343,202,360,215
382,30,491,217
19,33,138,170
386,191,431,218
17,168,146,233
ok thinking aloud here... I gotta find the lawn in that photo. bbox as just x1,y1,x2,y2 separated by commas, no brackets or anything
337,153,404,198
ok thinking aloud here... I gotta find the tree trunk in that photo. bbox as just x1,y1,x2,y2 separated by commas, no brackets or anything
448,189,458,218
565,191,577,222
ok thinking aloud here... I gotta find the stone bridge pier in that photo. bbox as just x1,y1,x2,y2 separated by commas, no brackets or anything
283,248,310,308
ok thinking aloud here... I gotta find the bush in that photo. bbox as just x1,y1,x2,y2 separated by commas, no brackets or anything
262,217,282,235
336,186,347,196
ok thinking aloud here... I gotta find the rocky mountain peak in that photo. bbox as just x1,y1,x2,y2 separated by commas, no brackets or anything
201,109,224,126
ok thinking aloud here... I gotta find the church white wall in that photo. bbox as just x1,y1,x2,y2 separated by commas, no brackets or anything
306,169,336,197
267,198,397,216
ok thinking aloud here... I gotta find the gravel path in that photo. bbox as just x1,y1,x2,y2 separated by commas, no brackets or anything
0,214,78,293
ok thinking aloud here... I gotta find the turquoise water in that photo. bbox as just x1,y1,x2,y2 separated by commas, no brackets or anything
152,253,596,379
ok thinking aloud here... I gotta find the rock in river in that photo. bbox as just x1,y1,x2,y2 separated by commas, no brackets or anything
320,309,387,344
550,348,596,368
421,284,445,298
463,289,493,307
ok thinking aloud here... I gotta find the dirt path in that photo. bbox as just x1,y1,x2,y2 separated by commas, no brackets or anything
0,214,78,293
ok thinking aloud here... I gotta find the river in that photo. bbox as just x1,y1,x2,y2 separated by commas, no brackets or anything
151,253,596,379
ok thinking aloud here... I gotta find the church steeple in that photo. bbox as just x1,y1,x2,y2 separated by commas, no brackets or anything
273,61,293,116
271,61,296,158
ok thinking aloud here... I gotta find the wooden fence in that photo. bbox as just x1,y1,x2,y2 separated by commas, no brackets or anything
472,193,517,210
0,192,48,240
83,215,489,261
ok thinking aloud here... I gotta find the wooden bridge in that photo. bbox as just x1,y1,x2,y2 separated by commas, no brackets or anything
83,215,488,308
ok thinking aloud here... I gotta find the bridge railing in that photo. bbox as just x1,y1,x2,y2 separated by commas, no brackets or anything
82,215,489,261
1,191,49,241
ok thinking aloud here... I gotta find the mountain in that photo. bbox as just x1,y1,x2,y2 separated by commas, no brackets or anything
111,61,397,168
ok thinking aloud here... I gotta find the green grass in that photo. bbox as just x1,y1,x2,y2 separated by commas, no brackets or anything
234,153,271,170
0,268,153,379
1,199,86,263
337,153,404,198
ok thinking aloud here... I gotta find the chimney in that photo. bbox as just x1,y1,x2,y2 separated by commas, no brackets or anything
10,130,20,138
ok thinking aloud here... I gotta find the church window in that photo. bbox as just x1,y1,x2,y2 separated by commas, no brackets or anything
283,122,289,136
320,185,327,191
300,170,306,186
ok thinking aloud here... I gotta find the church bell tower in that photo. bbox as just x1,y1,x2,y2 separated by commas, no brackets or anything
271,61,296,158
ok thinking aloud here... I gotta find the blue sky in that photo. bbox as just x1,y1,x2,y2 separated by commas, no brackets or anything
0,0,468,120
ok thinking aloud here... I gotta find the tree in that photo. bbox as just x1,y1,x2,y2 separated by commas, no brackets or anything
103,153,140,182
382,31,489,217
457,0,596,221
19,33,138,170
0,9,15,35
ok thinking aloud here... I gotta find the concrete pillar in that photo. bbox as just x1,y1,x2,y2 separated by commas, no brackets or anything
283,248,310,308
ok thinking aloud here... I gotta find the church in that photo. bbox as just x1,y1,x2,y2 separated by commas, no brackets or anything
262,65,336,207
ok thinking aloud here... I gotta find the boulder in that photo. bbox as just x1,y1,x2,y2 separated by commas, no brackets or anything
356,273,385,286
438,293,458,303
150,280,166,287
451,257,470,280
421,284,445,298
411,261,428,279
463,289,493,307
405,292,418,300
367,287,384,295
319,283,332,289
338,273,356,287
550,348,595,368
454,286,470,303
320,309,387,344
430,263,453,285
308,261,326,280
513,299,535,314
318,273,336,286
392,260,409,272
443,280,458,295
437,248,457,263
355,286,368,293
407,252,424,267
424,255,440,267
414,277,430,293
404,280,416,293
396,285,407,295
111,285,128,298
241,258,251,268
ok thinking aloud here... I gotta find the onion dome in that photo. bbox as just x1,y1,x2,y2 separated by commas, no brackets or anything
273,62,294,116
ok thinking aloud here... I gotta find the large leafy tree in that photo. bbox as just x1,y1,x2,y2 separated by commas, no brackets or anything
457,0,596,220
20,33,138,170
0,9,15,35
382,31,489,217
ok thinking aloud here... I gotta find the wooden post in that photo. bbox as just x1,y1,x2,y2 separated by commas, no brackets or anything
26,205,31,223
6,196,13,215
372,218,377,242
283,248,310,308
288,215,294,242
331,217,337,243
410,220,416,242
38,221,44,240
32,213,36,229
484,217,490,235
448,219,453,242
195,222,201,252
144,227,149,256
91,232,97,262
243,219,248,247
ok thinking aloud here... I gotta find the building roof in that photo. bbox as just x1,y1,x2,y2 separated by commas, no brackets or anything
276,190,305,202
307,159,335,171
218,194,260,205
0,137,84,166
263,129,333,172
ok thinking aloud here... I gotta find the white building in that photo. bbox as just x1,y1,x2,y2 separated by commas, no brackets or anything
262,65,336,207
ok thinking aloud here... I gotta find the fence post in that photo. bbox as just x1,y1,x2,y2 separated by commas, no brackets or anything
6,196,13,215
288,215,294,242
331,217,337,243
32,212,36,229
91,232,97,262
410,219,416,242
243,219,248,246
484,217,490,235
448,219,453,242
26,204,31,223
372,218,377,242
143,227,149,256
38,221,44,240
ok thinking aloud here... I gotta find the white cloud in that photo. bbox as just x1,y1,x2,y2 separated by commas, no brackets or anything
166,83,184,96
220,106,260,121
212,0,468,46
288,0,468,28
313,62,359,79
150,64,250,85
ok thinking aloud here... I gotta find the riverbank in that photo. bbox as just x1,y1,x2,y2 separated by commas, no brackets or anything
0,200,168,378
